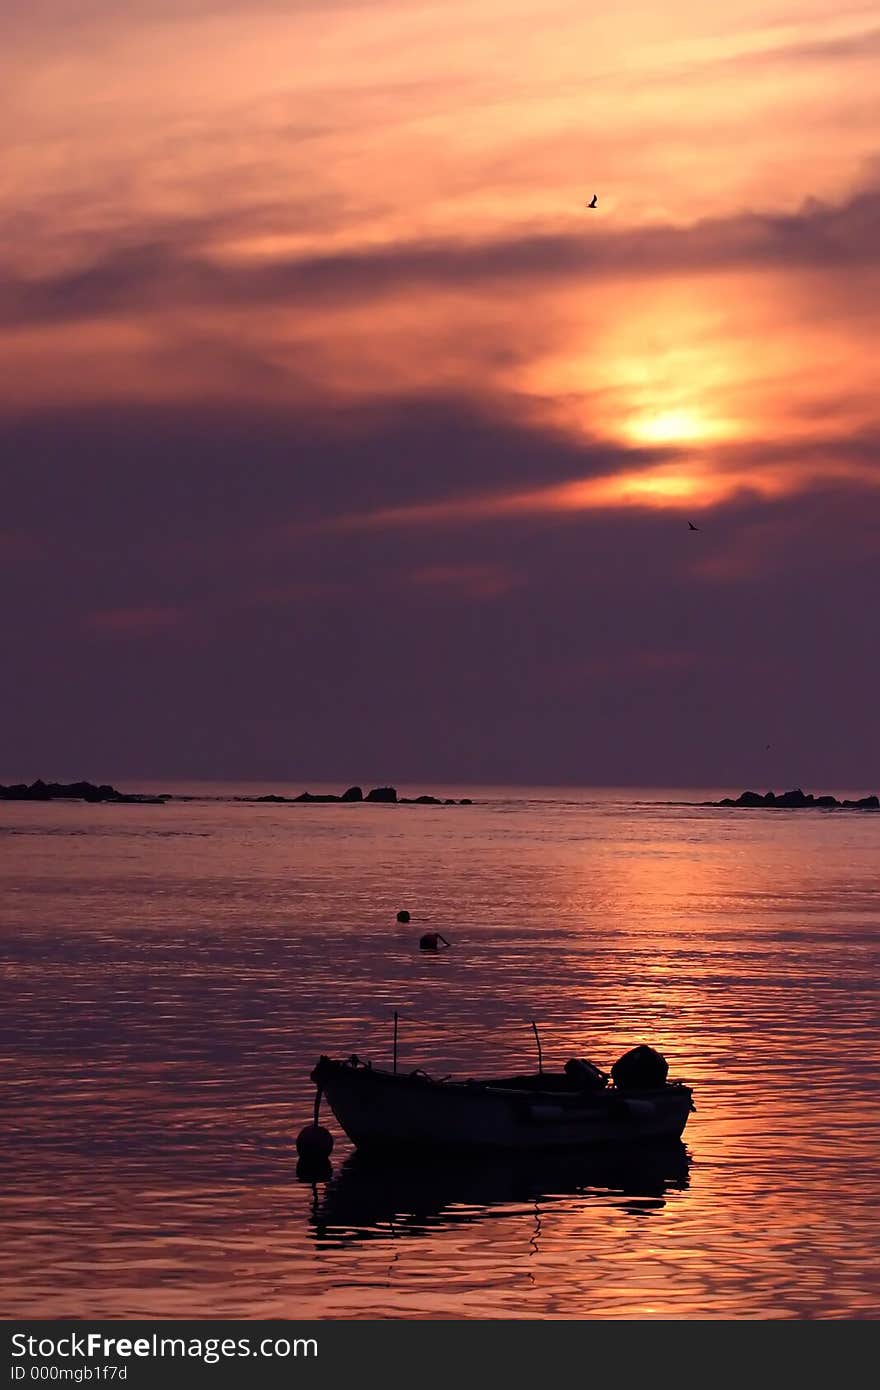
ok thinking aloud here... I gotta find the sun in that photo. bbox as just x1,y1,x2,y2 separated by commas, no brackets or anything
626,409,711,446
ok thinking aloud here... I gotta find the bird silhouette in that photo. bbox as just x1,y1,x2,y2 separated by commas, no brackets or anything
587,193,598,209
688,521,700,531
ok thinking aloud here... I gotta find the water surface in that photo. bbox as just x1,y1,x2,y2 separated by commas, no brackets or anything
2,786,878,1318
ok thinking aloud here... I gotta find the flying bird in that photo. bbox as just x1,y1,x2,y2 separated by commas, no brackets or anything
587,193,598,208
688,521,700,531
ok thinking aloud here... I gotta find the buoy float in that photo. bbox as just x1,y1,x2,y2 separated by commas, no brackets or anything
419,932,450,951
297,1084,333,1163
296,1122,334,1160
396,909,411,923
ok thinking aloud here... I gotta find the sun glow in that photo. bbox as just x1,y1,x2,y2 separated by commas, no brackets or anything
626,409,717,446
609,469,703,501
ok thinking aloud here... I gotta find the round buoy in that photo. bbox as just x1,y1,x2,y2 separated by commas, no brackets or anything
396,909,411,923
419,931,449,951
296,1123,333,1160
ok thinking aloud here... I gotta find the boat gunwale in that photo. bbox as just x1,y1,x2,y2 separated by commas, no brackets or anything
311,1056,693,1105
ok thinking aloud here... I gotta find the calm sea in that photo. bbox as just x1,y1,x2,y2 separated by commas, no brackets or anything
2,785,878,1319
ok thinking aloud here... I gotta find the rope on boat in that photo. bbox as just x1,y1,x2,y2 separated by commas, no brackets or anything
531,1020,544,1074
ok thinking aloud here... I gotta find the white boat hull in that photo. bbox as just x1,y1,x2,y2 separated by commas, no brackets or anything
312,1059,693,1152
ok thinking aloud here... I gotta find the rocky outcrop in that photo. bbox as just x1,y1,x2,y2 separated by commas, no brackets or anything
398,795,471,805
704,788,878,811
0,779,167,804
2,778,474,808
365,786,397,803
241,784,472,806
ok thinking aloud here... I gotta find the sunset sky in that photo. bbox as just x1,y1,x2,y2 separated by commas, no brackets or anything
2,0,878,785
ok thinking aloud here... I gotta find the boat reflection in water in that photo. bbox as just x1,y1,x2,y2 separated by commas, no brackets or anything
305,1140,690,1247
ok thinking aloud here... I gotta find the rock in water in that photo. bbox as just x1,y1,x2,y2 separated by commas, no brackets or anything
366,786,398,802
704,787,879,811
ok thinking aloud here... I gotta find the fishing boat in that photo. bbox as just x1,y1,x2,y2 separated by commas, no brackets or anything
310,1046,694,1152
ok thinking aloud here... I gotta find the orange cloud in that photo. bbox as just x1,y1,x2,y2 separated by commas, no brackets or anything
2,0,878,538
309,446,880,534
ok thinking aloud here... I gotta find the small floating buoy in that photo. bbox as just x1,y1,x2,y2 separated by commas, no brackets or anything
396,909,411,923
296,1123,333,1160
419,932,450,951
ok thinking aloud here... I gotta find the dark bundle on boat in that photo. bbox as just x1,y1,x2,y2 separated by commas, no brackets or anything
563,1058,608,1090
611,1045,668,1091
